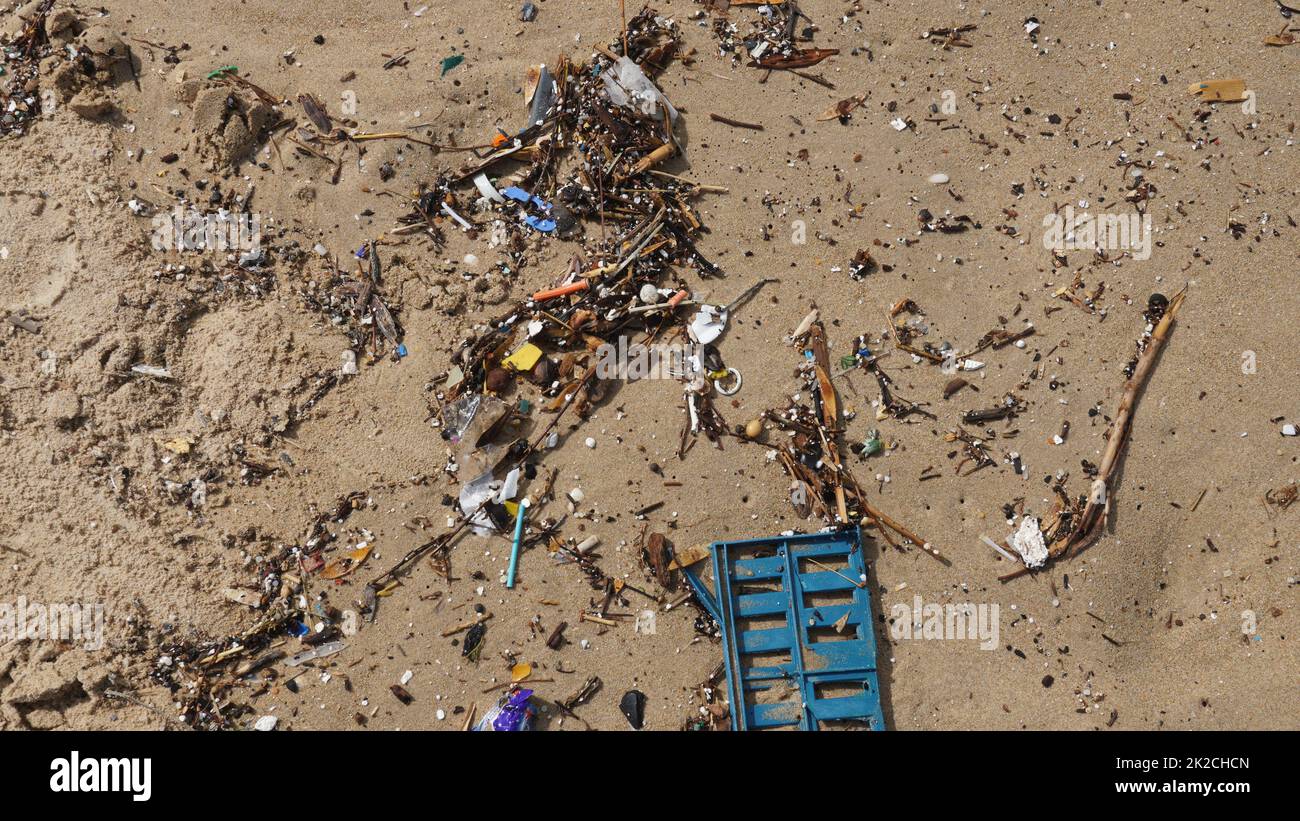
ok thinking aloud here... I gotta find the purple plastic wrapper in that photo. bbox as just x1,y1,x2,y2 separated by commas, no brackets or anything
473,688,535,732
494,688,535,731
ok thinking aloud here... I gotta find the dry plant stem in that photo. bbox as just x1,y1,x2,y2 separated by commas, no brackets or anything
864,500,944,563
104,690,192,730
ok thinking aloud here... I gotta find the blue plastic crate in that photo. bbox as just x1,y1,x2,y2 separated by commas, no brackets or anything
685,528,886,731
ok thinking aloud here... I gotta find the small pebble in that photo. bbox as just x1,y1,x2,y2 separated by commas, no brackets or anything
928,172,950,184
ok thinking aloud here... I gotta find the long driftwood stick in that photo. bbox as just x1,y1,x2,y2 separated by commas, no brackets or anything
1059,286,1188,558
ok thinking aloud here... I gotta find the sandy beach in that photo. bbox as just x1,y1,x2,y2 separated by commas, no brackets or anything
0,0,1296,731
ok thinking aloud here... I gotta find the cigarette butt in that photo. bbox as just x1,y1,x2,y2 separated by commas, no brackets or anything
629,142,676,176
667,289,689,308
532,280,589,302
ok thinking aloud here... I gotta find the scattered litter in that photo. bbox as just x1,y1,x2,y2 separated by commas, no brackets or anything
285,641,347,667
440,54,465,76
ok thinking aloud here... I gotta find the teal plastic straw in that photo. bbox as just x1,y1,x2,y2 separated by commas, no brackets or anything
506,499,528,589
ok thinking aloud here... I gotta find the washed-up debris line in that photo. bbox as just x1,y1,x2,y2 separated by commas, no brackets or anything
149,491,371,729
300,240,404,361
395,7,722,281
883,297,1033,376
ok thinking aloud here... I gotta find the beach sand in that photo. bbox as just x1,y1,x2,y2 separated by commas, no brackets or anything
0,0,1295,730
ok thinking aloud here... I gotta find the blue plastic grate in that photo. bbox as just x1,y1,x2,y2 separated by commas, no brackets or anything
686,528,886,731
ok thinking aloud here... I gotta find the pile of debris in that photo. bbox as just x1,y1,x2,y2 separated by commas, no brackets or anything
752,315,943,563
1,1,56,136
698,0,838,78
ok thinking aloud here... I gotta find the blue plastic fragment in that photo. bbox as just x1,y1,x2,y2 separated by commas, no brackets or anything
501,186,536,205
396,344,408,358
502,186,556,232
684,528,886,731
440,54,464,76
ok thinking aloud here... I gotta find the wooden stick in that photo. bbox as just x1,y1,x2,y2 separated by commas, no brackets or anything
709,113,764,131
441,612,492,637
105,690,191,730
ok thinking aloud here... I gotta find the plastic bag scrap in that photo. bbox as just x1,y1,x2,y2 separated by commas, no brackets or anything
459,470,502,535
495,467,522,504
526,63,556,126
601,56,678,123
688,305,728,345
441,393,483,443
473,688,536,731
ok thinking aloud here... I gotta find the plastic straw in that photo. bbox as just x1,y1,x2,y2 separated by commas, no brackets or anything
506,498,529,588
